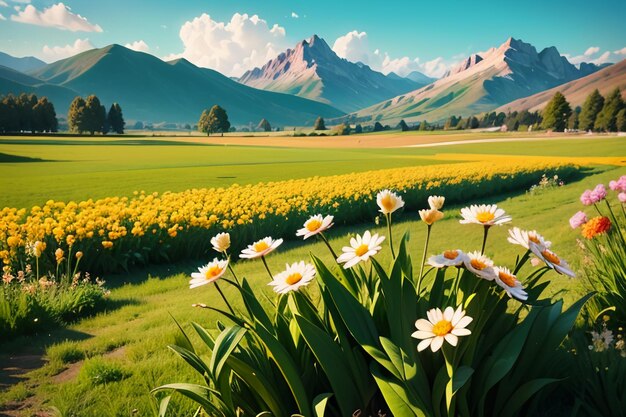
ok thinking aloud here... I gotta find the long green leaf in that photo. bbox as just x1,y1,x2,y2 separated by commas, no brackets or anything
209,325,247,381
499,378,559,417
151,383,225,416
313,393,333,417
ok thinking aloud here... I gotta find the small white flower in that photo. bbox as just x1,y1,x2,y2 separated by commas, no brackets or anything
428,195,445,210
412,306,472,352
240,237,283,259
211,232,231,253
460,204,511,226
376,189,405,214
419,208,444,225
268,261,316,294
296,214,334,240
336,230,385,269
463,251,496,280
493,266,528,300
531,247,575,277
507,227,551,251
428,249,466,268
189,258,228,288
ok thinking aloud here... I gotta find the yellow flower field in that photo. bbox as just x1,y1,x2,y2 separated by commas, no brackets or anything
1,159,580,274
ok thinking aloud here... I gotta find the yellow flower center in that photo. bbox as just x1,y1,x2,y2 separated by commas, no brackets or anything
355,244,369,257
205,265,223,280
476,211,495,223
443,250,459,260
254,241,270,252
285,272,303,285
381,195,396,211
542,250,561,265
498,271,517,287
432,320,453,337
470,258,487,270
528,234,540,244
306,219,322,232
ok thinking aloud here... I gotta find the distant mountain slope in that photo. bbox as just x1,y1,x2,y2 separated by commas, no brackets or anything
344,37,608,124
0,65,80,108
404,70,437,85
0,52,46,73
22,44,343,125
496,59,626,112
238,35,426,113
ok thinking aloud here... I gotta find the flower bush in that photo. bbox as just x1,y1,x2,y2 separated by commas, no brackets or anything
153,191,590,417
1,161,579,275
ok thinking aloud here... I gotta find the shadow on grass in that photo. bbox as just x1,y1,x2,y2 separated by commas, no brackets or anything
0,152,54,163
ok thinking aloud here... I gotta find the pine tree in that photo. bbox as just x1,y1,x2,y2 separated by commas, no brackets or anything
354,124,363,134
108,103,125,134
84,95,106,135
578,89,605,131
616,108,626,132
257,118,271,132
373,121,384,132
595,88,624,132
469,116,479,129
68,97,87,134
313,117,326,130
419,120,429,131
397,120,409,131
541,92,571,131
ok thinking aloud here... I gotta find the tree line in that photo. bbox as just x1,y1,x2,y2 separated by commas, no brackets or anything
0,93,58,133
68,95,125,135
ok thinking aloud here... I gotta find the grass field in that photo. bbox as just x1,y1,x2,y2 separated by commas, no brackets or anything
0,133,623,208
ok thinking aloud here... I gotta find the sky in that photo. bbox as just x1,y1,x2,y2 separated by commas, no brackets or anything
0,0,625,78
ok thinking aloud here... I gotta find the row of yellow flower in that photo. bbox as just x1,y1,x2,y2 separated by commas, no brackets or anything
0,159,579,274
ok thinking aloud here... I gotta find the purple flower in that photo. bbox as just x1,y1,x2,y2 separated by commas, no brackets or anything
569,211,588,229
619,192,626,203
580,190,594,206
609,180,619,191
590,184,607,203
618,176,626,192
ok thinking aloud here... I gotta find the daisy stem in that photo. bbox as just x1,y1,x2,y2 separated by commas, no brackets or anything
480,226,490,255
225,253,241,287
386,213,396,259
261,256,273,279
319,233,339,261
417,224,432,295
214,281,235,316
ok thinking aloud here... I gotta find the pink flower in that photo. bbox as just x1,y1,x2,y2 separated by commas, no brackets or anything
609,180,619,191
618,176,626,192
619,192,626,203
569,211,588,229
590,184,607,203
580,190,594,206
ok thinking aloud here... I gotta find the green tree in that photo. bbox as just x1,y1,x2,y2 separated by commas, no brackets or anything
257,118,271,132
354,124,363,134
199,105,230,136
83,95,106,135
108,103,125,134
567,106,580,130
0,94,19,132
595,88,624,132
444,115,458,130
468,116,479,129
17,93,37,132
397,119,409,131
313,117,326,130
578,89,604,131
333,123,351,136
32,97,58,132
541,91,571,131
616,108,626,132
419,120,429,131
68,97,88,134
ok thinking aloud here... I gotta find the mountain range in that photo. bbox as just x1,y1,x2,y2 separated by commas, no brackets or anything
238,35,430,113
0,35,623,126
343,37,610,125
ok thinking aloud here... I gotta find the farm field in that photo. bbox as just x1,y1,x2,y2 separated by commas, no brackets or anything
0,165,622,416
0,133,623,209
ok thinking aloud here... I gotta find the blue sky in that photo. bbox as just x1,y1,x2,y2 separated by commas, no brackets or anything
1,0,625,77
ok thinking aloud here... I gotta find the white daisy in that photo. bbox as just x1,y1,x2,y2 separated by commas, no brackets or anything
507,227,551,251
296,214,334,240
463,251,496,280
460,204,512,226
336,230,385,269
240,237,283,259
428,195,445,210
493,266,528,300
211,232,231,253
428,249,466,268
376,189,405,214
530,247,575,277
268,261,316,294
189,258,228,289
411,306,472,352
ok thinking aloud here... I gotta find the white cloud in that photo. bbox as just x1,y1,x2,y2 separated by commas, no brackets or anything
584,46,600,56
291,11,299,18
165,12,288,76
11,2,102,32
565,45,622,66
0,13,4,20
614,47,626,55
41,38,94,61
332,30,449,78
0,1,8,7
124,40,150,53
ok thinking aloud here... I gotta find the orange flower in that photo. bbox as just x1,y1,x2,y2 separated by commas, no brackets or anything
581,216,611,239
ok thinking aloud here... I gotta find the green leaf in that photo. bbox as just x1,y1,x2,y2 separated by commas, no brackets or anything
191,321,215,350
167,344,211,382
371,363,429,417
240,278,273,331
151,383,225,416
157,394,171,417
499,378,559,417
169,313,194,353
452,366,474,395
209,325,247,381
313,393,333,417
